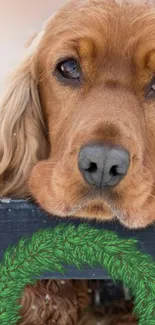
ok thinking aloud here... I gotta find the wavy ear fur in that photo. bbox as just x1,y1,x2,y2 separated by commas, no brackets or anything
0,45,48,198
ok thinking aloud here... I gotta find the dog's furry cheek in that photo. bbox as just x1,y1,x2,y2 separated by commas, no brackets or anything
28,160,55,212
28,160,73,216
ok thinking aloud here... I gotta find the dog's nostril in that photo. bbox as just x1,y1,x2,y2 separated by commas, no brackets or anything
110,165,119,177
86,162,97,173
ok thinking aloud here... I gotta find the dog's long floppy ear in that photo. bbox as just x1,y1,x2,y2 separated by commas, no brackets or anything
0,30,49,198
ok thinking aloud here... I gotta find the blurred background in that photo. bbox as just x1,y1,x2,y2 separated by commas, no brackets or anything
0,0,65,90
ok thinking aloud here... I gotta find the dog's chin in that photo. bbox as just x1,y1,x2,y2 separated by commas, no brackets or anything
72,205,114,221
71,202,152,230
46,199,150,229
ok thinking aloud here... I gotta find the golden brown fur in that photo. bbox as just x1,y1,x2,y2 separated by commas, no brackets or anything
1,0,155,229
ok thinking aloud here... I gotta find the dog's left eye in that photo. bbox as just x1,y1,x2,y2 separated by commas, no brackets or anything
56,59,80,80
146,77,155,99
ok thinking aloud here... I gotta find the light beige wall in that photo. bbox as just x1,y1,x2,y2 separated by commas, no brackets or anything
0,0,65,90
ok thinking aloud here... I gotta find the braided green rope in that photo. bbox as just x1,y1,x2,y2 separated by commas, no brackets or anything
0,224,155,325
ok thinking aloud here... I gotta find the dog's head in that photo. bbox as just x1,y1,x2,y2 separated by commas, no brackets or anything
1,0,155,229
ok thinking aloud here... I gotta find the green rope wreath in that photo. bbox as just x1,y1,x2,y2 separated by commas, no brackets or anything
0,224,155,325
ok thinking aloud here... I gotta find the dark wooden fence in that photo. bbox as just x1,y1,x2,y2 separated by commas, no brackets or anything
0,199,155,279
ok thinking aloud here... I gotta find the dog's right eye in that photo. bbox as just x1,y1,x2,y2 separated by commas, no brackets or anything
56,59,80,81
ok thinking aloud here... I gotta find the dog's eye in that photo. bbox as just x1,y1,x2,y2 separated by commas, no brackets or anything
146,77,155,99
56,59,80,80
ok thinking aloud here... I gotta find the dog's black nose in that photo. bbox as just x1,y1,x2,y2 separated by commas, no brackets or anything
78,144,130,188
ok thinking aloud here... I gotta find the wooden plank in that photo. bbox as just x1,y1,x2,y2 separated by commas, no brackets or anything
0,199,154,279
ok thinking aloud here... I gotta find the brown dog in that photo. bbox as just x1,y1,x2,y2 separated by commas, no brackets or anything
1,1,153,324
1,0,155,229
18,280,90,325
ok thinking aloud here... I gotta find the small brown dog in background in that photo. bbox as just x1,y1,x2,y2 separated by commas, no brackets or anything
19,279,137,325
19,280,90,325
